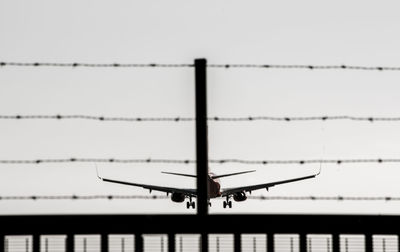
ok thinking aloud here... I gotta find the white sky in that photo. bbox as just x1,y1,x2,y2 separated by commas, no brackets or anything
1,0,400,215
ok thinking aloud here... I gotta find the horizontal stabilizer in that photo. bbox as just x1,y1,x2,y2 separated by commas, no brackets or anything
211,170,256,179
162,171,196,178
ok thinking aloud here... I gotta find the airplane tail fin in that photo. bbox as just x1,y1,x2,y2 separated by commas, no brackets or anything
161,172,196,178
211,170,256,179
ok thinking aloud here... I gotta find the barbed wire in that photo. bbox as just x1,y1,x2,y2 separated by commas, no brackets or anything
208,64,400,71
0,62,194,68
0,195,399,201
247,196,400,201
0,158,399,165
0,195,168,200
0,115,194,122
2,114,400,122
0,158,196,165
2,61,400,71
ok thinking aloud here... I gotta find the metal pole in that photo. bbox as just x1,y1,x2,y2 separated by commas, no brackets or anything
365,234,373,252
195,58,209,216
195,58,209,252
299,234,307,252
267,233,275,252
332,234,340,252
66,234,74,252
135,234,143,252
234,233,241,252
168,233,175,252
101,234,108,252
0,235,4,252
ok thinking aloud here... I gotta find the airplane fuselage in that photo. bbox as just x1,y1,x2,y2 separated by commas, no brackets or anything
208,173,222,198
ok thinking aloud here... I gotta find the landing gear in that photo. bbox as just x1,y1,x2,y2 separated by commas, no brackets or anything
186,200,195,209
223,196,232,208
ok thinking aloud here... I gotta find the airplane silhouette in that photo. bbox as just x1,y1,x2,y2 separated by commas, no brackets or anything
97,168,320,209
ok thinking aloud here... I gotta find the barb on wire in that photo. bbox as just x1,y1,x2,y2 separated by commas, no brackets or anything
0,158,399,165
2,114,400,122
0,62,194,68
2,61,400,71
0,195,398,201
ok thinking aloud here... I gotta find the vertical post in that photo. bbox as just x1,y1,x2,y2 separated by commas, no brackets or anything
234,233,241,252
195,58,209,252
299,234,307,252
66,234,74,252
195,58,209,215
267,233,274,252
135,234,143,252
332,234,339,252
365,234,373,252
0,235,4,252
168,234,175,252
101,234,108,252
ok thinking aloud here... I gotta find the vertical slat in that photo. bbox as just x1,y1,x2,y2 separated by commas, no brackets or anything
0,235,4,252
135,234,143,252
327,237,331,252
267,233,274,252
383,238,386,252
45,238,48,252
83,237,87,252
66,234,74,252
300,234,307,252
332,234,340,252
101,234,108,252
365,234,373,252
168,234,175,252
234,233,241,252
26,237,30,252
290,237,294,252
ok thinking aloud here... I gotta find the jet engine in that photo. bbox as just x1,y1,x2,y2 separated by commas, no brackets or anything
171,193,185,203
233,192,247,202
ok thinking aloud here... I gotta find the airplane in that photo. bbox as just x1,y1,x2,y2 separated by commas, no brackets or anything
96,168,320,209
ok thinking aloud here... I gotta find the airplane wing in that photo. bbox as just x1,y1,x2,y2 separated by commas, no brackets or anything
221,172,319,197
97,174,197,197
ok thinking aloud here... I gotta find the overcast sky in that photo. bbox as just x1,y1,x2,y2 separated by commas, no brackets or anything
1,0,400,215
